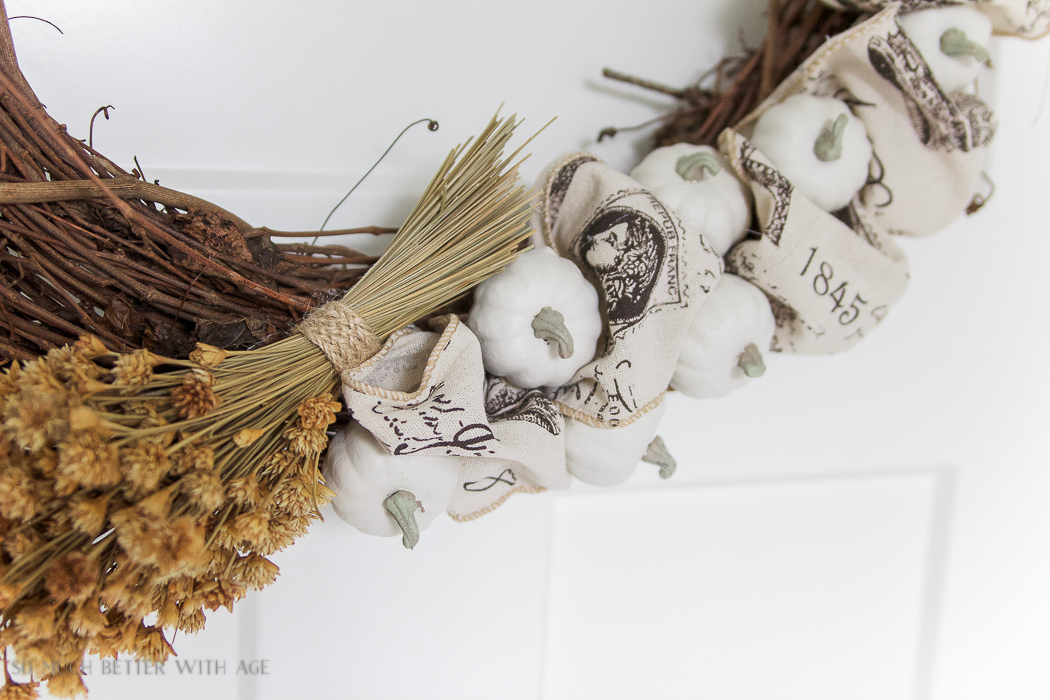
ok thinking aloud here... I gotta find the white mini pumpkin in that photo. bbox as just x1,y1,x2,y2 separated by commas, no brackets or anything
749,93,873,212
468,247,602,388
324,422,461,549
899,6,992,94
565,401,669,486
671,274,775,398
629,143,753,257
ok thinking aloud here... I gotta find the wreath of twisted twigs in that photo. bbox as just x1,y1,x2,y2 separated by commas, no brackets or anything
0,1,389,367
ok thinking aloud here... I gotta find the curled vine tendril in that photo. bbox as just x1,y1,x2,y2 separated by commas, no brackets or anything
315,118,439,243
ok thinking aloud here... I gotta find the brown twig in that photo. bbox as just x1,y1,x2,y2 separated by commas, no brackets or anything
0,176,249,229
88,104,114,148
760,0,781,98
255,225,397,237
601,68,686,99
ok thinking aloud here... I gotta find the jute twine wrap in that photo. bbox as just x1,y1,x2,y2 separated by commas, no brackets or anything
297,301,381,374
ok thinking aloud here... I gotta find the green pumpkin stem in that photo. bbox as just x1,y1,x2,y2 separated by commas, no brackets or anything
675,152,722,181
940,27,992,67
737,342,766,378
814,113,849,162
532,306,574,359
642,435,676,479
383,490,424,550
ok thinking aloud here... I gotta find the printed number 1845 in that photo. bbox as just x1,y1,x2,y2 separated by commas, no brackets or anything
800,247,867,326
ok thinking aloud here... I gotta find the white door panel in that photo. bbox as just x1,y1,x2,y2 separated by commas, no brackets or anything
543,472,948,700
251,494,555,700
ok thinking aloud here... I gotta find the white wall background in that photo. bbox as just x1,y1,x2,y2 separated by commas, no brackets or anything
5,1,1050,698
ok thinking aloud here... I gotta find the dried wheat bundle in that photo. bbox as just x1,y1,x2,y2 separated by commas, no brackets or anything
0,111,536,698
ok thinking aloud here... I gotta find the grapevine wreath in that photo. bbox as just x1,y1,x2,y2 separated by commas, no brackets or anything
0,0,1046,696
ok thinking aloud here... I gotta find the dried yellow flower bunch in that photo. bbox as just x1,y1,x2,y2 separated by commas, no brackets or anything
0,337,338,697
0,112,536,698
